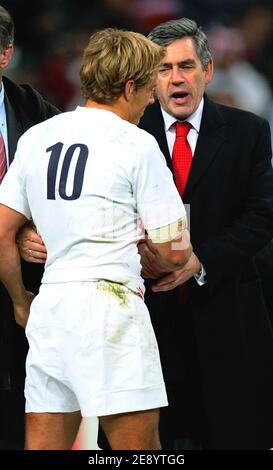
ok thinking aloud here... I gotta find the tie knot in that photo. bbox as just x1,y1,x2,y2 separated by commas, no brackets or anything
175,121,191,138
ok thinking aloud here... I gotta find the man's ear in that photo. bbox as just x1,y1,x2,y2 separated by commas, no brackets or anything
0,44,13,70
205,58,214,86
124,80,135,102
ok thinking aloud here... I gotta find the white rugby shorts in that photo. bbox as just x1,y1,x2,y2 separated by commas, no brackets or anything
25,280,168,416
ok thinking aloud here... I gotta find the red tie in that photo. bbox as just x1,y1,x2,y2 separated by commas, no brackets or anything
0,132,7,184
172,121,192,196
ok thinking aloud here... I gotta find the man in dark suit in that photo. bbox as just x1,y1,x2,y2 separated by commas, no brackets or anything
0,6,60,449
139,18,273,449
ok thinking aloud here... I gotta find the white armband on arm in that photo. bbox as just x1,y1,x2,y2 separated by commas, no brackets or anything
147,216,190,248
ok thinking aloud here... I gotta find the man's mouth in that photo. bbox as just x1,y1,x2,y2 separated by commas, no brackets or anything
170,91,189,103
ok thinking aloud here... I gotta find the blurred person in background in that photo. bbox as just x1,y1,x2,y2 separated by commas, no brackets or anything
0,5,60,449
238,0,273,88
206,25,273,117
137,17,273,450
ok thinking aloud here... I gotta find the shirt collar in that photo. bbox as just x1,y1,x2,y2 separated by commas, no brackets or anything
161,97,204,133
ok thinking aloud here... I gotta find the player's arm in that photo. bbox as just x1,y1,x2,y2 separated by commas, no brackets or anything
145,217,192,272
0,204,34,327
136,134,192,273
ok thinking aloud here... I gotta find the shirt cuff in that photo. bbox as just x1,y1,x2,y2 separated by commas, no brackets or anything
194,263,207,286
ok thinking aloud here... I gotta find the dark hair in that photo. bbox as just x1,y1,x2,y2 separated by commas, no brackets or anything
0,5,14,51
148,17,212,70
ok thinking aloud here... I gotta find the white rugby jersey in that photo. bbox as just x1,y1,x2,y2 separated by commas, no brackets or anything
0,107,186,294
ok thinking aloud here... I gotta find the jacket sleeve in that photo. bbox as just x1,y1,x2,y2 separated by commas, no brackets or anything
20,84,61,121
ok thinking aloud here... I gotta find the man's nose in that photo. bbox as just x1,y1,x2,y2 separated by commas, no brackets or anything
171,67,184,84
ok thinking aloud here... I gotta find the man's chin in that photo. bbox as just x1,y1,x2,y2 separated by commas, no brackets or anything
170,103,191,120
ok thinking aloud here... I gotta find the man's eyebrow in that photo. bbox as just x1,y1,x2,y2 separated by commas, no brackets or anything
160,59,196,67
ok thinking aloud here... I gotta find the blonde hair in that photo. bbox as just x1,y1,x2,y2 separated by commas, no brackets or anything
80,28,165,103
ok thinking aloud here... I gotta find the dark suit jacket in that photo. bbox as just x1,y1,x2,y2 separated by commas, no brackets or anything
0,76,60,448
255,240,273,325
139,96,273,449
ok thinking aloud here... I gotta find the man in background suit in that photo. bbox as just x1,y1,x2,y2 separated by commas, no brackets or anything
139,18,273,449
0,5,60,449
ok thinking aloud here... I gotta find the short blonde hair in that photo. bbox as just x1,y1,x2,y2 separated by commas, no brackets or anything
80,28,165,103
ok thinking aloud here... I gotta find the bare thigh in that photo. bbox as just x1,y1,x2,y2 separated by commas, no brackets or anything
100,408,160,450
25,411,82,450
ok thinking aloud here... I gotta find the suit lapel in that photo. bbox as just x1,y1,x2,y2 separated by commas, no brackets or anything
4,93,24,163
185,97,227,196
